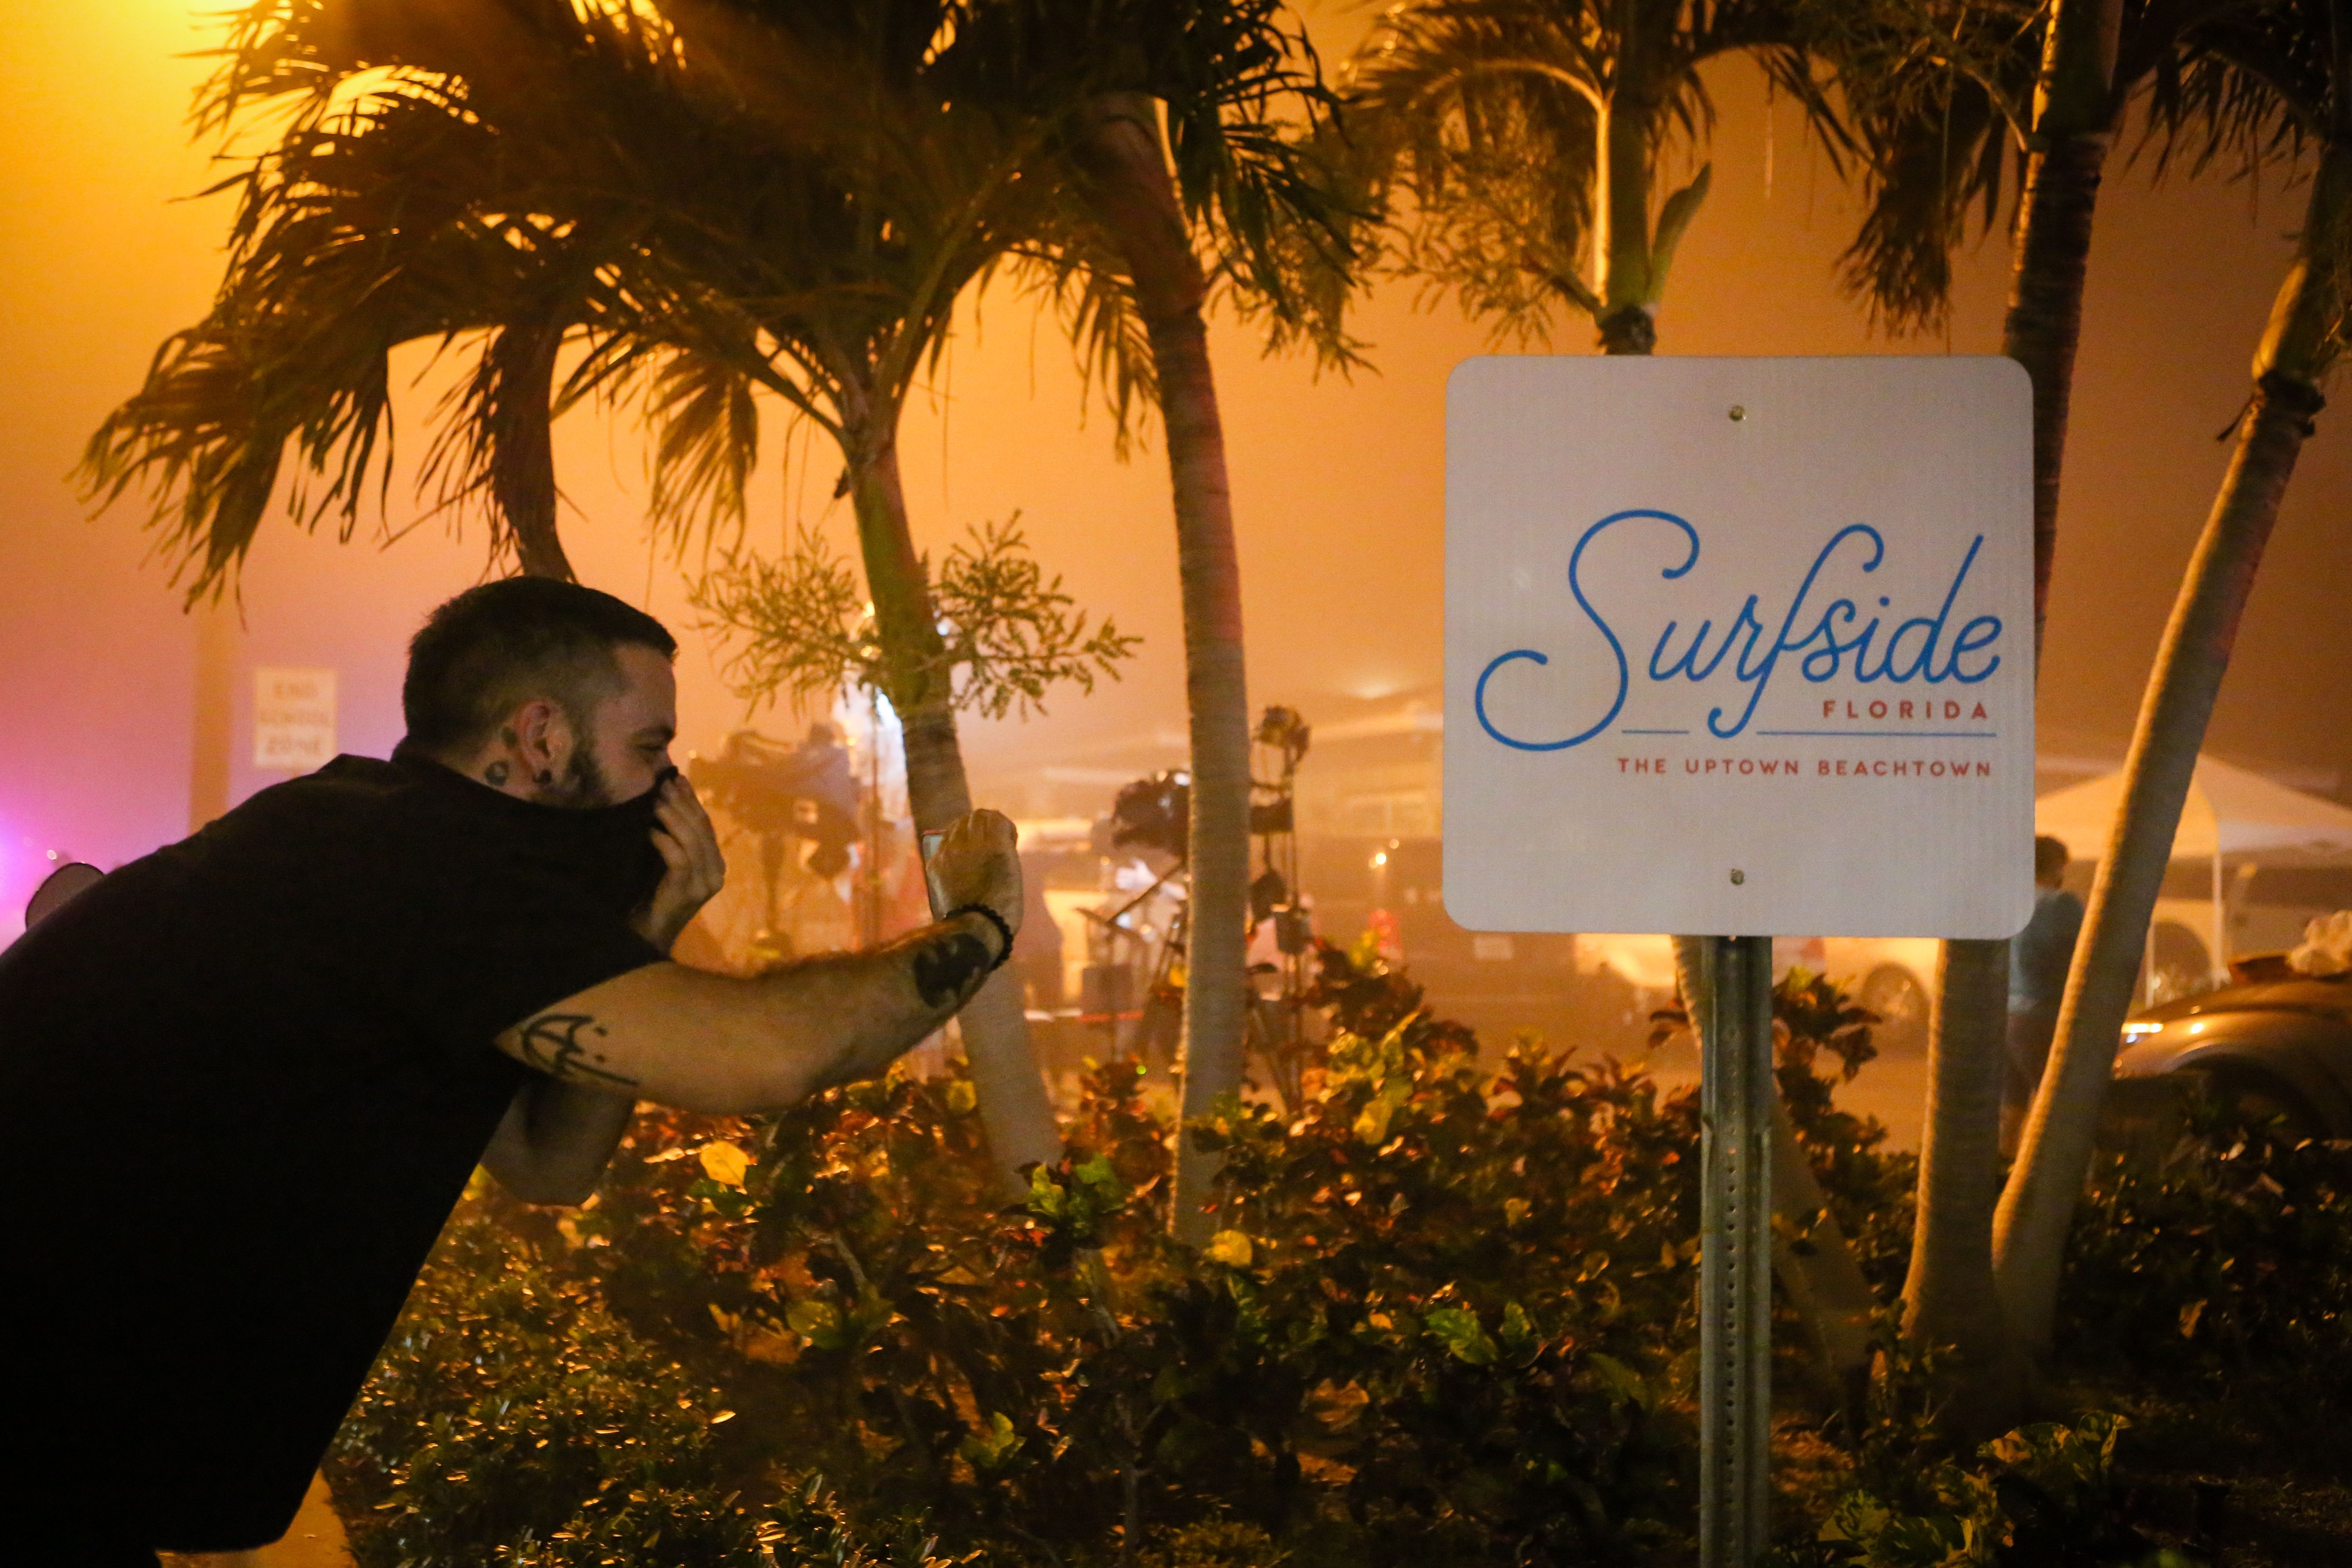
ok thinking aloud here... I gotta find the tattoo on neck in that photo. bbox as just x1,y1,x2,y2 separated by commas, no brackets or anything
485,761,510,787
516,1012,640,1088
911,930,993,1007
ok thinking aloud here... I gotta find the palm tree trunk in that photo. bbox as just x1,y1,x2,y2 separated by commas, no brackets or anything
846,427,1063,1186
2009,0,2123,651
1596,86,1656,356
1074,93,1254,1246
1905,938,2012,1395
1994,140,2346,1352
487,315,578,582
2005,131,2108,650
1903,0,2118,1420
1900,940,2024,1436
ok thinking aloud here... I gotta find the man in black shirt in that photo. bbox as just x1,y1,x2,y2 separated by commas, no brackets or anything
0,578,1021,1565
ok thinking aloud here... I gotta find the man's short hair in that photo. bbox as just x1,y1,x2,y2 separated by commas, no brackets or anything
403,578,677,756
2034,834,2070,882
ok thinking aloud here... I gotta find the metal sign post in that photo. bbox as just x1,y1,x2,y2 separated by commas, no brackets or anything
1697,935,1774,1568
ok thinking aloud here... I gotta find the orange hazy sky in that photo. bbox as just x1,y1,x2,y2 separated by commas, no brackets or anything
3,1,2347,922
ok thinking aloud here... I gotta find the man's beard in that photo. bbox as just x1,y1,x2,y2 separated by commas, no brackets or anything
534,741,617,809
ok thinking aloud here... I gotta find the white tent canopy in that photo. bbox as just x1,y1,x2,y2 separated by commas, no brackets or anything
2035,755,2352,991
2034,754,2352,869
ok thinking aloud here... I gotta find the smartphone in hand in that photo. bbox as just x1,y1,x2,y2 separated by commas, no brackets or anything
919,830,947,918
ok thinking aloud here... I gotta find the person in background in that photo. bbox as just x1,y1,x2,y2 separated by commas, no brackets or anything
2004,834,2086,1153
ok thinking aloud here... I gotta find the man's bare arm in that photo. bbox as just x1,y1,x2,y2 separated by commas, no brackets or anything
493,911,1007,1114
481,1082,636,1205
492,811,1020,1116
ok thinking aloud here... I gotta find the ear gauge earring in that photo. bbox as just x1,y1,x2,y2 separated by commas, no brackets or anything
484,762,509,787
536,770,554,786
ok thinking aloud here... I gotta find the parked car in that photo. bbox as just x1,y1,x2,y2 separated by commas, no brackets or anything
2111,956,2352,1140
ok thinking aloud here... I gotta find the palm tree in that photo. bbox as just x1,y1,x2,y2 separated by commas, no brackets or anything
1994,0,2352,1355
1833,0,2142,642
653,0,1355,1229
674,0,1358,1238
1070,99,1260,1241
1346,0,1886,1386
1048,7,1355,1242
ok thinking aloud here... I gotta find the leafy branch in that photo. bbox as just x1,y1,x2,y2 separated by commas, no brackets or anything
691,527,874,716
692,516,1138,721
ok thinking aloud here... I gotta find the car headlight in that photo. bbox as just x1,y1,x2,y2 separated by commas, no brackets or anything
2121,1022,2165,1040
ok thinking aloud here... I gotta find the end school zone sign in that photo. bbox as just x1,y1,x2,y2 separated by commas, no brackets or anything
1442,356,2035,940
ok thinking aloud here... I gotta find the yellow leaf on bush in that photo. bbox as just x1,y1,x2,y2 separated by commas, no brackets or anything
698,1141,751,1188
1205,1230,1254,1267
946,1079,978,1114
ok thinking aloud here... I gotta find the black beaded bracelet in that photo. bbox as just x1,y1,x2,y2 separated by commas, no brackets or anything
945,903,1016,972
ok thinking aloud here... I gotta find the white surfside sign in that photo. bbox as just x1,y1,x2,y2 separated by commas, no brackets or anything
1444,356,2035,939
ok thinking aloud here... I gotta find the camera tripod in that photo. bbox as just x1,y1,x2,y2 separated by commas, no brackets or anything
1089,707,1322,1111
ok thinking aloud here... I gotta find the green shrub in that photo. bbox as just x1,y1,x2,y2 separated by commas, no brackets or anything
329,945,1934,1565
2058,1093,2352,1456
1768,1413,2199,1567
326,1207,767,1566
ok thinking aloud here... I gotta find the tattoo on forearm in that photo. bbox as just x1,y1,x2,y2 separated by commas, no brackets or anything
516,1012,640,1088
910,930,994,1007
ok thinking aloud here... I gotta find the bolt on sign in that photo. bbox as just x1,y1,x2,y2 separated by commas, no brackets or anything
253,667,338,772
1445,357,2034,939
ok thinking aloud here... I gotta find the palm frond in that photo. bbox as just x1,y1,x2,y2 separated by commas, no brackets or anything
2144,0,2341,175
642,347,762,559
1836,64,2012,332
103,0,1372,591
1787,0,2042,332
1004,228,1165,459
1346,0,1607,318
80,311,310,601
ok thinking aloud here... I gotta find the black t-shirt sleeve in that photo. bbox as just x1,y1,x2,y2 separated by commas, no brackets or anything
402,846,667,1063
